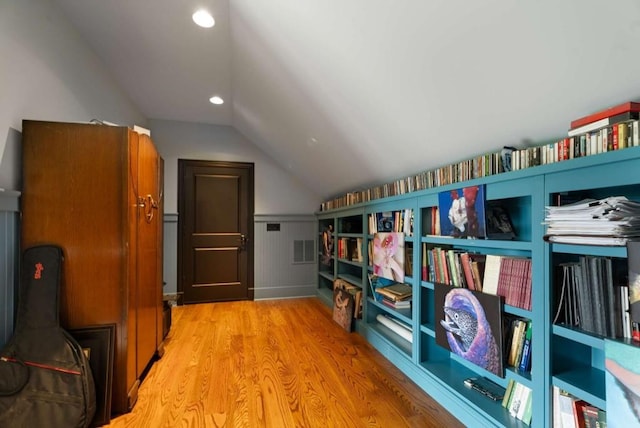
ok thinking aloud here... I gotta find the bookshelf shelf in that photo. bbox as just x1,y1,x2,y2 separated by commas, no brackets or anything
552,369,606,410
418,360,529,428
317,146,640,427
367,298,412,325
336,273,362,287
552,324,606,350
337,258,363,267
420,281,435,290
318,271,334,282
421,236,532,252
420,324,435,337
504,305,532,318
551,243,627,258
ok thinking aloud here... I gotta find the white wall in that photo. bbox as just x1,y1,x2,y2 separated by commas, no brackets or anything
150,119,321,298
0,0,322,304
149,119,321,215
0,0,146,190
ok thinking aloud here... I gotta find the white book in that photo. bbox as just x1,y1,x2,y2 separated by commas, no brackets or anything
482,255,502,295
516,384,532,421
508,382,524,418
552,386,562,428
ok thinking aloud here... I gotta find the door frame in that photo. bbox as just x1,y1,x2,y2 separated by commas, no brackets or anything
176,159,255,304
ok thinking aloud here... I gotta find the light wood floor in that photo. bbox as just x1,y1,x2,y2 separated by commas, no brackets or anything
104,298,462,427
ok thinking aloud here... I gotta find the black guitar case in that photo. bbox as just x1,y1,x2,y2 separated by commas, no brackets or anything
0,245,96,427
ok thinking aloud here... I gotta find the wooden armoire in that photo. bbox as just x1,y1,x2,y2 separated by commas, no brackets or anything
20,120,164,415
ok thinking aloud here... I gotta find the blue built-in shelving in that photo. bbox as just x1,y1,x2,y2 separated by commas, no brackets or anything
316,145,640,427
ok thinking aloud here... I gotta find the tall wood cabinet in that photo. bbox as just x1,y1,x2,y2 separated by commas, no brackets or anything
20,120,164,415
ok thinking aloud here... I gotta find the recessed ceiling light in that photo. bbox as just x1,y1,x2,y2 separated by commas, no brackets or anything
192,10,215,28
209,96,224,105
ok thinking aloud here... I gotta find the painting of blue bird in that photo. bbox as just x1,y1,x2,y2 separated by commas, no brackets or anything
435,285,503,377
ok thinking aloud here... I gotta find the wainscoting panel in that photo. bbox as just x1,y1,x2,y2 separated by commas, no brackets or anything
254,215,316,300
0,191,20,348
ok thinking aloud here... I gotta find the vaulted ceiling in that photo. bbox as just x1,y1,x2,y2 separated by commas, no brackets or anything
52,0,640,200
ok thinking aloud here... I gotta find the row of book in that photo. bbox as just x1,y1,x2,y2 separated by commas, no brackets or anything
553,255,630,339
336,237,363,262
422,246,532,311
422,246,485,290
367,210,414,236
553,386,606,428
501,379,533,426
483,254,532,311
503,316,532,373
319,101,640,212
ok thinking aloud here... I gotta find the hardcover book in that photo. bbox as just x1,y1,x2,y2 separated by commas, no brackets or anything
435,283,504,377
627,240,640,329
570,101,640,129
438,184,487,238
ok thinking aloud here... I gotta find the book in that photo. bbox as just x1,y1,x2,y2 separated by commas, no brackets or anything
507,319,525,367
502,379,515,408
572,400,588,428
381,297,411,310
482,254,502,295
627,240,640,328
376,282,412,300
568,111,640,137
518,321,532,372
556,389,580,428
570,101,640,129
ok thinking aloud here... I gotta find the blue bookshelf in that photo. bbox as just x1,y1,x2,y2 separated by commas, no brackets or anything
316,145,640,427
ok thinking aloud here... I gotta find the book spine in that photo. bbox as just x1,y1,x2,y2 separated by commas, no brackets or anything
570,101,640,129
518,322,532,372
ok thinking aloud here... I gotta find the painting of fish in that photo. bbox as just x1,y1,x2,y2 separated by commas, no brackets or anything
435,283,504,377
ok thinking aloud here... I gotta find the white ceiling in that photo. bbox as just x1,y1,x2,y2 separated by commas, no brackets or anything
52,0,640,200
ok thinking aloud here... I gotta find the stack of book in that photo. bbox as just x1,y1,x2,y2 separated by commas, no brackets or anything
502,380,533,425
544,196,640,246
375,282,412,310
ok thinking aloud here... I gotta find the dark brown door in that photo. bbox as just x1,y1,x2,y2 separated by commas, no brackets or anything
178,160,254,304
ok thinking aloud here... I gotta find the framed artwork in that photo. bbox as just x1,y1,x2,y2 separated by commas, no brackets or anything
438,184,487,238
372,232,405,282
435,283,504,377
332,286,355,332
605,339,640,426
70,324,116,427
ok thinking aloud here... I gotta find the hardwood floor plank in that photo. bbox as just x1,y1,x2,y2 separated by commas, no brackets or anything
104,298,462,428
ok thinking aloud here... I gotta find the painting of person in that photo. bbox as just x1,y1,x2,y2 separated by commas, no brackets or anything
321,224,333,266
438,185,487,239
447,189,467,237
463,186,480,237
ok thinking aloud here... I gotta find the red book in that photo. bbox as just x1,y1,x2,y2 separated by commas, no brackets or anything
570,101,640,129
